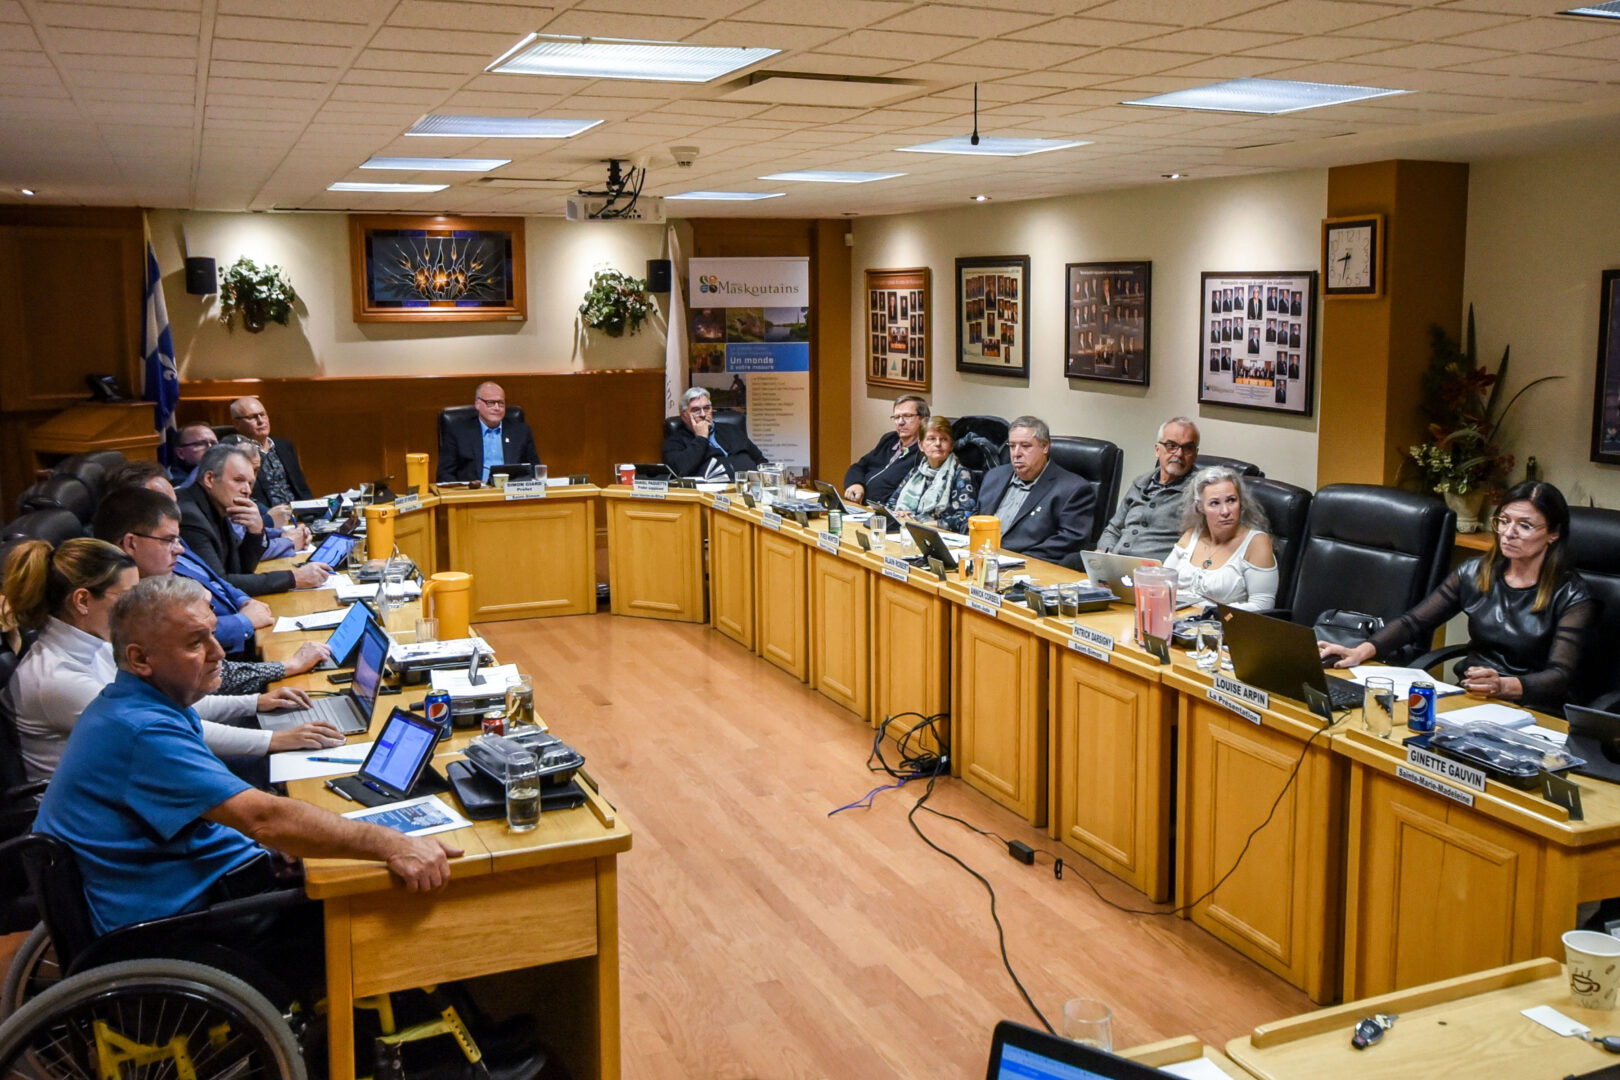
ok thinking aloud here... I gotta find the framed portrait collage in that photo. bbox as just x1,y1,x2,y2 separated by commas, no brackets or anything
865,267,930,392
1065,261,1151,386
955,255,1030,379
1198,270,1317,417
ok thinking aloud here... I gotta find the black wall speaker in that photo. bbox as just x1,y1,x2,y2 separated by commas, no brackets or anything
645,259,672,294
185,256,217,295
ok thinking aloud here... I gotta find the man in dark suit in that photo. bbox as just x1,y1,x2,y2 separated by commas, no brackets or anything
974,416,1095,570
168,422,218,485
662,387,766,478
437,381,541,483
178,445,331,597
843,394,927,506
230,396,313,506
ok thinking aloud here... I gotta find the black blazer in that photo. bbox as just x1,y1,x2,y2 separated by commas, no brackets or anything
436,416,541,483
662,422,766,478
177,482,294,597
975,462,1096,570
843,432,922,506
251,437,313,505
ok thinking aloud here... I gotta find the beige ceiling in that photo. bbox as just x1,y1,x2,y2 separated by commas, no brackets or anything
3,0,1620,218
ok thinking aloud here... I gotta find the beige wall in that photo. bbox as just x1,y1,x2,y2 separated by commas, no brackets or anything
1462,140,1620,509
147,210,669,380
849,169,1328,492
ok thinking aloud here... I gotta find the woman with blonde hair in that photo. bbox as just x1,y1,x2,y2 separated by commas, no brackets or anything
886,416,978,533
1161,466,1278,611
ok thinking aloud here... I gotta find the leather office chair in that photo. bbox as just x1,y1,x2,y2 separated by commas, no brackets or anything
19,477,94,527
1196,454,1264,478
661,408,745,440
52,451,124,504
952,432,1001,490
1045,435,1125,551
1283,484,1456,662
2,510,85,547
1244,477,1312,605
1565,506,1620,709
951,414,1009,450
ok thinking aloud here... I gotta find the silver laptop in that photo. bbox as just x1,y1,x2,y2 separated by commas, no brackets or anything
259,617,388,736
1081,550,1200,608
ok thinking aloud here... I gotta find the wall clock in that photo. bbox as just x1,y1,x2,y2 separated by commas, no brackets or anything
1322,215,1383,299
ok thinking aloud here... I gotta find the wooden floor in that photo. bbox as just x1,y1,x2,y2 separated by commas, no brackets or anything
482,612,1313,1079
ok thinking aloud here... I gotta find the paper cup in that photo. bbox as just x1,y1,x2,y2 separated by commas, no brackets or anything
1564,930,1620,1009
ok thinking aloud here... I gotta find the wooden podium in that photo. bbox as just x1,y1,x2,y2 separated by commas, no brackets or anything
27,402,161,474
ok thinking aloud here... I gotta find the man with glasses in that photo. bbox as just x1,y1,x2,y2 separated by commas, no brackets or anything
179,445,331,597
1097,417,1201,559
844,394,928,506
436,380,541,483
663,386,766,478
168,422,218,485
230,396,313,506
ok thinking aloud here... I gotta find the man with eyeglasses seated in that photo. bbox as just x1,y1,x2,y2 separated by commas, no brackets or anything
437,380,541,483
662,387,767,479
975,416,1095,570
844,394,928,507
168,422,218,485
1096,416,1201,560
178,445,331,597
231,396,313,507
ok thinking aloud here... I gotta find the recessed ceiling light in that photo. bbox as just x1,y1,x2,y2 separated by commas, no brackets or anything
18,188,35,197
665,191,784,201
328,182,448,193
361,157,510,171
1124,78,1407,115
970,194,991,202
1565,2,1620,17
758,170,905,184
487,34,777,83
896,136,1089,157
406,115,603,138
1162,173,1184,180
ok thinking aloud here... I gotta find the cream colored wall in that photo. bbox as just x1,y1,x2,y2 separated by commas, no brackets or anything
1462,140,1620,509
147,210,669,380
849,169,1328,494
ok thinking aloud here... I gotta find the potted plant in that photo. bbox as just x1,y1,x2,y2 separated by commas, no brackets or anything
1405,306,1560,531
578,269,652,337
217,257,298,333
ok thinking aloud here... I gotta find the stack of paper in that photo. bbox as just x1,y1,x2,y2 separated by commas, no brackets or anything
273,608,348,633
269,742,373,782
389,637,495,663
336,580,420,603
1348,666,1464,697
1437,703,1535,730
431,663,521,699
312,573,356,592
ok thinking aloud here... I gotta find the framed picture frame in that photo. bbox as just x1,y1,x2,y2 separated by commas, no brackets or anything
865,267,930,392
1064,260,1151,386
1322,214,1384,299
349,214,526,323
1197,270,1317,417
1590,269,1620,465
956,255,1030,379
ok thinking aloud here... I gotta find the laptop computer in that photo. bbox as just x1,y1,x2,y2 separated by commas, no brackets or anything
1080,551,1202,608
487,462,537,483
1216,603,1365,712
312,599,372,671
1562,704,1620,783
327,706,444,807
985,1021,1176,1080
260,617,389,735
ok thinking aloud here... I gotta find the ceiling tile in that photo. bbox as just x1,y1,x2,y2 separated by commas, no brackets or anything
1131,26,1295,53
46,28,196,57
351,48,489,74
217,0,386,20
821,29,973,62
211,39,355,66
1056,48,1198,77
1076,0,1273,27
1348,41,1511,68
681,22,839,50
1002,17,1162,48
1237,35,1407,61
213,14,370,46
388,1,552,34
736,0,907,28
208,59,341,82
1213,0,1392,35
869,5,1048,36
1447,19,1620,53
539,10,710,39
37,2,198,34
369,25,519,55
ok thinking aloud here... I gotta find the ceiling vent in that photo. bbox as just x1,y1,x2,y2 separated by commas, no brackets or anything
715,72,927,108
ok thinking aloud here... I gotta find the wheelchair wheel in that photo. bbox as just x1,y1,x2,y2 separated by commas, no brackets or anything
0,924,59,1018
0,958,306,1080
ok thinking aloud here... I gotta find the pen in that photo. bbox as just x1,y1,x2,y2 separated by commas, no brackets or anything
308,756,363,764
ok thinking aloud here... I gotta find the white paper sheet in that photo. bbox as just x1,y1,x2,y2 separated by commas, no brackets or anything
1162,1058,1237,1080
341,794,472,837
432,663,521,698
311,573,355,592
335,580,420,603
1438,702,1536,730
273,608,349,633
269,742,374,782
388,637,495,664
1348,666,1464,697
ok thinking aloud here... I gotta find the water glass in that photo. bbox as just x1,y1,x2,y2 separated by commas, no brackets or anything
506,674,535,730
414,617,438,644
1061,998,1113,1051
505,751,541,832
1193,622,1224,673
382,556,410,611
870,524,887,552
1058,586,1080,619
1364,676,1396,738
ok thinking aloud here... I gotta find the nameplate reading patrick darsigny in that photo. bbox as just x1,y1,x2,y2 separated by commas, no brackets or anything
1396,765,1475,806
1405,746,1488,792
712,494,731,512
817,531,841,554
1206,688,1262,725
1212,673,1269,712
760,511,783,531
503,480,547,501
1067,638,1110,664
393,494,421,514
1071,624,1114,651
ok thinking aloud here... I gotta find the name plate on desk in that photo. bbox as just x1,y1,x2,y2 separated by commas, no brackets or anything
1067,638,1110,664
817,531,841,554
966,596,999,618
631,480,667,500
968,586,1003,609
1206,688,1261,725
393,493,422,514
712,494,732,512
1212,673,1269,712
1405,746,1488,792
1071,624,1114,652
1396,764,1475,807
882,556,911,582
761,511,784,531
503,480,547,501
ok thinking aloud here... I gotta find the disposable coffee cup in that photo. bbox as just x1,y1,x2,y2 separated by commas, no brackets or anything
1564,930,1620,1009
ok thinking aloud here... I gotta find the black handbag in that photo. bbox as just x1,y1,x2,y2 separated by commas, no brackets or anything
1312,608,1384,649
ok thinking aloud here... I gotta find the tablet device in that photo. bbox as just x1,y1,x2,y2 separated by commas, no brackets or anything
319,599,372,669
330,707,441,805
487,463,536,483
305,531,358,569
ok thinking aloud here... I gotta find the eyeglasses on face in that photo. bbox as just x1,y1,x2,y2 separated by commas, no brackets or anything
133,531,185,550
1493,515,1545,538
179,439,216,449
891,412,919,422
687,404,714,415
235,412,267,423
1157,439,1198,455
476,397,506,407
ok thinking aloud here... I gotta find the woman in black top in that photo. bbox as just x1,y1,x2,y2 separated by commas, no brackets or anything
1319,481,1595,713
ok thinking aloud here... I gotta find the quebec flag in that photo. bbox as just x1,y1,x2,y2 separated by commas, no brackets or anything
142,240,178,451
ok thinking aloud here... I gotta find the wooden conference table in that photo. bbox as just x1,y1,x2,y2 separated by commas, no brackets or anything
255,579,632,1080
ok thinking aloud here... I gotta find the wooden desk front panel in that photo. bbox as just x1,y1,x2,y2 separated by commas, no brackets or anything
1051,649,1173,902
809,549,870,719
953,607,1047,825
606,497,705,622
394,507,437,576
1342,764,1551,1000
872,576,948,753
754,527,808,680
446,498,596,621
708,509,755,649
1179,696,1345,1003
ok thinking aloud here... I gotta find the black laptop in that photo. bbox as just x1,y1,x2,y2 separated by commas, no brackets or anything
986,1020,1176,1080
1564,704,1620,783
1217,604,1364,712
260,617,389,736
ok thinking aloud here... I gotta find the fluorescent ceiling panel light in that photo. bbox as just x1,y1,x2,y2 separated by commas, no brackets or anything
894,136,1089,157
759,170,905,183
1564,2,1620,16
1123,78,1407,115
406,115,603,138
488,35,777,83
666,191,784,201
328,182,448,193
361,157,509,171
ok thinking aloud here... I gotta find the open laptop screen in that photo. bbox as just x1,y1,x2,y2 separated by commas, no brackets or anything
323,601,370,667
986,1022,1173,1080
349,620,389,717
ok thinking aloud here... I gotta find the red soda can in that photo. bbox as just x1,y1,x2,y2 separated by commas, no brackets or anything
424,690,453,739
481,710,506,737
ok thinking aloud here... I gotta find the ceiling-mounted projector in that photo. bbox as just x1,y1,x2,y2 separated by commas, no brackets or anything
567,158,663,222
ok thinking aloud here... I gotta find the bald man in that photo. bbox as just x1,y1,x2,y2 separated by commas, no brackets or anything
230,395,312,505
436,380,541,483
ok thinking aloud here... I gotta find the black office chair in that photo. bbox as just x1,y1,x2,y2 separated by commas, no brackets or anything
2,509,86,547
661,408,745,440
1282,484,1456,663
1244,478,1312,607
20,476,95,526
1045,435,1124,551
52,451,124,504
952,432,1001,490
1196,454,1264,478
951,415,1009,450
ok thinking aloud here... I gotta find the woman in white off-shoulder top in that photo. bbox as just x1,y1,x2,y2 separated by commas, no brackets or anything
1161,466,1278,611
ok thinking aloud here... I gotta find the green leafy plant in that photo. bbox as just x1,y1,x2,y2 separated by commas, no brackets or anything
1405,306,1560,495
217,257,297,333
578,269,652,338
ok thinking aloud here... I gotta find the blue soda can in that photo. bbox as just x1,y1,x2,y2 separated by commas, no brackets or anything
1407,681,1436,732
424,690,454,739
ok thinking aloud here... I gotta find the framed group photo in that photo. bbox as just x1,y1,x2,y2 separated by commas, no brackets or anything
956,255,1030,379
1197,270,1317,416
866,267,930,391
1065,261,1151,386
1590,269,1620,465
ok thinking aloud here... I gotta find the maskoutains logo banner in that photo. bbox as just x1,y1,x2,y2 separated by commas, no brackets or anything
689,257,810,305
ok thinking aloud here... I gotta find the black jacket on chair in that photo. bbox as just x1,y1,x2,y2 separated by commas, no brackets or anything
843,433,922,506
974,462,1096,570
177,482,294,596
251,438,313,505
662,422,766,478
436,414,541,483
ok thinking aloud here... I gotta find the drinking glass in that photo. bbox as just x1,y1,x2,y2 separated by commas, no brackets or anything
1364,676,1396,738
382,556,410,612
414,617,438,644
1058,586,1081,619
506,674,535,730
357,481,374,504
1061,998,1113,1051
1193,622,1224,673
506,752,541,832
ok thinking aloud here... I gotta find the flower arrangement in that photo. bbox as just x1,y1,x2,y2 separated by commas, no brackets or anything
578,269,652,337
217,257,298,333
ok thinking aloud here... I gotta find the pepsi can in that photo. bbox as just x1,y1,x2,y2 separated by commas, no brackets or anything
424,690,453,740
1407,681,1436,733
